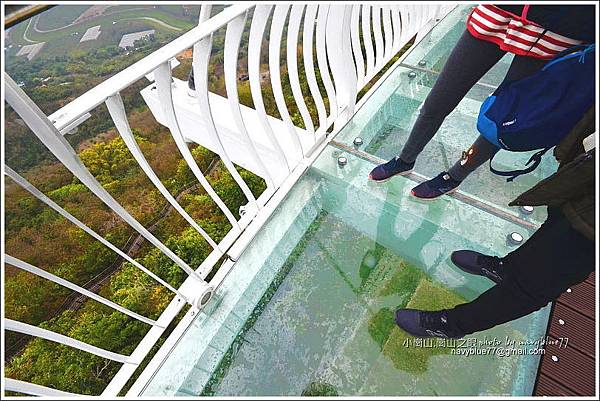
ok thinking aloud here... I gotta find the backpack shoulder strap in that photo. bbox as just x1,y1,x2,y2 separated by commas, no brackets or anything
489,148,551,182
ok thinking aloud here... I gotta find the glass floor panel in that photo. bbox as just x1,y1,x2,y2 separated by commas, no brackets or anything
336,5,557,224
141,148,549,396
138,5,552,396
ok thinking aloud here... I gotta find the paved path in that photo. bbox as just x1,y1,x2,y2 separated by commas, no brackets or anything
31,6,152,33
22,17,38,43
23,6,184,44
117,16,183,31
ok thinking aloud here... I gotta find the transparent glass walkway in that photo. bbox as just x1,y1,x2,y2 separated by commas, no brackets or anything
138,6,551,396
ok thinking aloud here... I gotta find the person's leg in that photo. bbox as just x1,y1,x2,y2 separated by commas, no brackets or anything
447,135,500,181
446,208,595,335
398,31,507,164
446,55,548,181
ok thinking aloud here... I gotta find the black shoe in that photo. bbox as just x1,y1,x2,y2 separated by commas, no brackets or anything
369,156,415,182
411,172,461,200
451,250,504,284
395,309,465,339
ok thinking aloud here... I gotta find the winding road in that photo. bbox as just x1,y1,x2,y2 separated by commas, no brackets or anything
31,6,157,33
114,17,182,31
22,17,38,43
22,6,185,44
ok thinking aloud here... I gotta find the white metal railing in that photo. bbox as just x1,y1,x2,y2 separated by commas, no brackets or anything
3,3,452,397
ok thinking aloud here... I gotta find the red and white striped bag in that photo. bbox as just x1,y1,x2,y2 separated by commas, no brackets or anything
467,5,583,59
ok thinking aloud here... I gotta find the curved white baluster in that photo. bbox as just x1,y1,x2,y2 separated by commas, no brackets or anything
361,5,375,78
268,5,305,160
399,5,413,44
198,4,211,23
391,5,402,52
407,4,418,34
372,6,384,69
430,5,443,23
315,5,337,119
154,62,243,229
351,5,365,89
382,6,393,62
5,318,130,363
105,93,221,252
5,166,186,300
4,74,201,281
6,255,160,327
326,5,357,125
414,5,425,36
247,4,291,175
5,379,79,397
186,53,258,211
224,12,275,189
287,4,315,135
423,5,432,23
302,4,327,133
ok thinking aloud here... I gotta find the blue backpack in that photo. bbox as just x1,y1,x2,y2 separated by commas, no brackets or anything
477,44,595,181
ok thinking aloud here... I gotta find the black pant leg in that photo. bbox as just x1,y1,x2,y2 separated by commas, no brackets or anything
399,30,506,163
446,208,595,335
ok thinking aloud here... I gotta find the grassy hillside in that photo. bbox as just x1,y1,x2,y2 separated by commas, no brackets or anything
6,5,198,60
34,5,91,31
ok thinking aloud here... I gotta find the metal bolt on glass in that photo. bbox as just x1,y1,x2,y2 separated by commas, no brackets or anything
507,232,524,246
353,137,363,147
337,156,348,167
418,60,427,66
408,71,417,79
520,205,534,215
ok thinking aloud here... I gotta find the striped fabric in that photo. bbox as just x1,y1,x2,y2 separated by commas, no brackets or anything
467,5,582,59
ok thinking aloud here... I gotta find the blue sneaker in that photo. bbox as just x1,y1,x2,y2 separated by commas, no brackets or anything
451,250,504,284
395,309,465,339
369,156,415,182
411,172,461,200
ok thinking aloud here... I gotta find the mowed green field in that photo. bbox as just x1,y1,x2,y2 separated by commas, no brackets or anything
34,5,91,31
6,5,199,60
